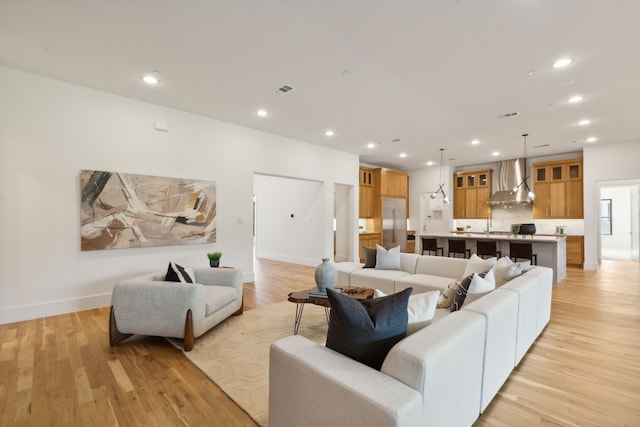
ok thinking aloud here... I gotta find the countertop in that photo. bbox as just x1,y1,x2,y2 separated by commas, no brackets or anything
421,232,567,243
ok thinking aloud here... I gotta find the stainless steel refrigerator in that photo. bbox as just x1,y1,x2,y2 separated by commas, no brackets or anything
382,197,407,251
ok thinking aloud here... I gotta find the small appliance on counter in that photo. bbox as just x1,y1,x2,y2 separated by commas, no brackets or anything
555,225,568,235
512,223,536,237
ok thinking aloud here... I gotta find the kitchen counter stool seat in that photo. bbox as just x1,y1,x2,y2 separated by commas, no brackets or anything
476,240,502,259
448,239,471,259
509,242,537,265
421,237,444,256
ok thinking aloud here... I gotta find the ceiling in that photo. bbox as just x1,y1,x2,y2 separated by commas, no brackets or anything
1,1,639,170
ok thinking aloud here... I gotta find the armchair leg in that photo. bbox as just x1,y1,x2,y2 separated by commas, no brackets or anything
109,306,133,347
183,309,195,352
233,291,244,316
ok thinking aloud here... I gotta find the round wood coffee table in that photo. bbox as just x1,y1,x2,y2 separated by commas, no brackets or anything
287,286,374,334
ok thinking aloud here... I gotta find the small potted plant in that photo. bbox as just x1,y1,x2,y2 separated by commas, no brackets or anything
207,252,222,268
465,225,472,235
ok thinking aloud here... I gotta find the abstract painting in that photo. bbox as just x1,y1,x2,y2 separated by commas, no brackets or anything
80,170,216,250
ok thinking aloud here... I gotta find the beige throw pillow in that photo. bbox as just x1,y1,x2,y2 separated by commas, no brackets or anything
437,281,459,308
492,256,531,286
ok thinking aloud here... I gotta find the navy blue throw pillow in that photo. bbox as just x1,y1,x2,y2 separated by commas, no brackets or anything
326,287,412,370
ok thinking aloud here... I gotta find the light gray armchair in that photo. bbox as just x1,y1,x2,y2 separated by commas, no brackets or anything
109,267,243,351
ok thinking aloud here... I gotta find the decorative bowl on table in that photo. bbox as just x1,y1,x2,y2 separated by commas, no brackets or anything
456,227,464,234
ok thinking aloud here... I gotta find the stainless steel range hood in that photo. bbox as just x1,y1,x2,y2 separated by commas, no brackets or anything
487,159,533,206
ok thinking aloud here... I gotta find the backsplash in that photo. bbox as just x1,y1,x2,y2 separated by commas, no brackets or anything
452,205,585,235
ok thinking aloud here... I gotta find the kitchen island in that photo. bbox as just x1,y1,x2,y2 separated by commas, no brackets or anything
420,232,566,282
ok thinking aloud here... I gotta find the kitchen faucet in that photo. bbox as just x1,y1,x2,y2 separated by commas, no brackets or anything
486,212,492,234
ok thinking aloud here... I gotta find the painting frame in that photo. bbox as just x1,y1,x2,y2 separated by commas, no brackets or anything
80,170,216,251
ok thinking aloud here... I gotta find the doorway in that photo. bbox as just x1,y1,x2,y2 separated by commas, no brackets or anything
600,183,640,262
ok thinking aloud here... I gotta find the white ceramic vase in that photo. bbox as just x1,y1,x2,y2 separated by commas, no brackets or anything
314,258,337,292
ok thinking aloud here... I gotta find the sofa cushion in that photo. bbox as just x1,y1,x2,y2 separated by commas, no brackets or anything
335,262,363,286
414,255,468,279
375,245,401,270
204,285,237,316
165,262,195,283
461,254,497,279
394,274,458,295
363,246,377,268
326,287,412,370
350,269,411,295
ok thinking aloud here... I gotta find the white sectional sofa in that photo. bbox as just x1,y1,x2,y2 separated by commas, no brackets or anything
336,253,469,295
269,254,553,427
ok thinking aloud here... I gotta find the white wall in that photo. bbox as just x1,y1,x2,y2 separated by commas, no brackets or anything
0,66,359,324
584,140,640,270
334,183,354,262
408,165,453,238
254,174,331,265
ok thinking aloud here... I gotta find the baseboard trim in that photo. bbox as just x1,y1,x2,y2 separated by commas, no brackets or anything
0,293,112,325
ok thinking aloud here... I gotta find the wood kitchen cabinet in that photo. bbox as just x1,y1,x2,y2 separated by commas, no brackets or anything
359,166,410,252
359,233,381,262
378,168,408,198
566,235,584,267
533,159,583,219
453,169,492,219
359,167,374,218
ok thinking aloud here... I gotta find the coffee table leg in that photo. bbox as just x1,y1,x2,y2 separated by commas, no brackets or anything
293,302,305,334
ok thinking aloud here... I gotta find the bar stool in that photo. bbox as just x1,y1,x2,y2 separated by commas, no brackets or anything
509,242,537,265
421,237,444,256
476,240,502,259
448,239,471,259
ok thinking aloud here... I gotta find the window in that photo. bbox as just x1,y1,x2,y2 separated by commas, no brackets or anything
600,199,612,235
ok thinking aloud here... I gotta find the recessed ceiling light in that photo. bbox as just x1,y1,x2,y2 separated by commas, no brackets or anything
553,58,573,68
426,161,434,166
143,74,159,85
471,139,480,145
492,151,500,157
578,119,591,126
367,142,375,149
568,95,584,103
587,136,597,143
325,130,334,137
257,109,267,117
400,153,407,158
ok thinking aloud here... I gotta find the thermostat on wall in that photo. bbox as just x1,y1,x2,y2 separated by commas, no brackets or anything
154,121,169,132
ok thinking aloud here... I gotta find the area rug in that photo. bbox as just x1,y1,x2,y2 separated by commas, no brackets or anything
179,301,328,426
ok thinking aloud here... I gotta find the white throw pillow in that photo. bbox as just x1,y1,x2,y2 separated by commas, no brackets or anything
375,244,401,270
407,291,440,334
461,253,497,279
374,289,439,334
462,273,496,307
492,256,530,286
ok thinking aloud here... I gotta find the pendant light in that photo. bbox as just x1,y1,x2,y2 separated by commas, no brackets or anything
511,133,536,201
430,148,450,204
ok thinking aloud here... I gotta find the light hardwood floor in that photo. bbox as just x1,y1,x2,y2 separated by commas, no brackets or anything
1,259,639,426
